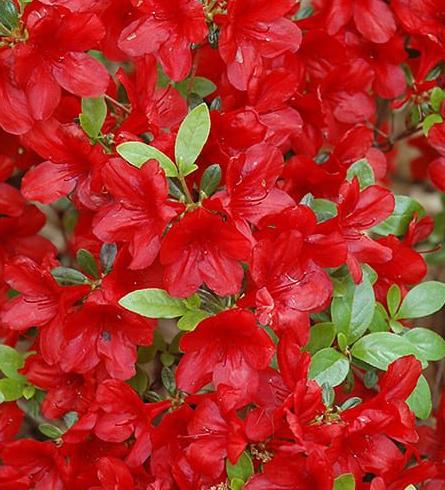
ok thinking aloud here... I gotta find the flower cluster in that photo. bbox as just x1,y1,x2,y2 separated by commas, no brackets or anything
1,0,445,489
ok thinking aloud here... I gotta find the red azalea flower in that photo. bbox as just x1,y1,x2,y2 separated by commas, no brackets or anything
93,158,182,270
176,308,275,408
118,0,208,81
21,119,109,208
59,302,156,380
11,5,109,122
217,0,302,90
160,207,252,297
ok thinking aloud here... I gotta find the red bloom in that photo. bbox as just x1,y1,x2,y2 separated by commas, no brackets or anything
21,119,108,208
118,0,208,81
11,5,109,122
60,302,155,380
0,403,23,443
160,208,252,297
93,158,182,270
218,0,302,90
176,309,275,408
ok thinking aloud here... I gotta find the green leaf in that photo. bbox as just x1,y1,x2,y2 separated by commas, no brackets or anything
347,159,375,189
332,271,375,343
226,452,254,483
396,281,445,319
183,294,201,311
175,76,217,98
423,114,443,136
310,198,337,223
404,328,445,361
0,345,25,379
322,383,335,407
63,411,79,429
76,249,99,279
161,366,176,395
175,103,211,176
304,322,336,355
128,367,149,395
339,397,362,411
230,478,245,490
117,142,178,177
100,243,117,274
351,332,421,370
431,87,445,112
309,348,350,388
119,288,189,319
369,303,389,333
39,423,64,439
338,332,348,352
0,0,19,30
372,196,425,236
387,284,401,318
22,385,35,400
200,164,221,197
177,310,210,331
79,96,107,139
334,473,355,490
407,375,432,420
0,378,26,401
51,267,89,286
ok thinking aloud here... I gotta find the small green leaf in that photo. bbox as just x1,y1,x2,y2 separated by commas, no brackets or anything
22,385,35,400
39,423,64,439
339,397,362,411
431,87,445,112
0,0,19,30
347,159,375,189
404,328,445,361
310,198,338,223
226,452,254,483
423,114,443,136
175,103,211,176
128,367,149,395
119,288,188,319
63,411,79,429
100,243,117,274
175,76,217,98
200,164,221,197
230,478,245,490
309,348,350,388
76,249,99,279
407,375,432,420
51,267,89,286
161,366,176,395
363,369,379,389
304,322,336,355
0,378,26,401
351,332,421,370
0,345,25,379
160,352,176,367
117,142,178,177
369,303,389,333
322,383,335,407
372,196,425,236
334,473,355,490
387,284,401,318
183,294,201,311
177,310,210,331
396,281,445,319
337,332,348,352
79,96,107,139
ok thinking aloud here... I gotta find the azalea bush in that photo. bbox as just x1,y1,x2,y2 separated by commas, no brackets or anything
3,0,445,489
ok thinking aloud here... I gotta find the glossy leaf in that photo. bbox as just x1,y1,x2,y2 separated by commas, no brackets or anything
117,142,178,177
309,348,350,388
120,288,188,319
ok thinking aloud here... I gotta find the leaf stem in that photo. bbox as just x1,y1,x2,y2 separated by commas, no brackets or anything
104,94,131,114
179,175,194,204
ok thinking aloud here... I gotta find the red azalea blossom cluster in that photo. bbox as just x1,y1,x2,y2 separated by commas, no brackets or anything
2,0,445,489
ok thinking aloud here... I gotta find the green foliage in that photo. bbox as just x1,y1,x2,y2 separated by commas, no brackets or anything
407,375,432,420
396,281,445,319
334,473,355,490
119,288,189,319
309,348,350,388
175,103,211,176
304,322,336,355
372,196,425,236
347,159,375,189
117,141,178,177
51,267,89,285
79,96,107,139
76,248,99,279
200,164,222,197
226,452,254,488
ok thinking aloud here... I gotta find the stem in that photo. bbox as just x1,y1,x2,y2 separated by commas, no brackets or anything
104,94,131,114
179,175,194,204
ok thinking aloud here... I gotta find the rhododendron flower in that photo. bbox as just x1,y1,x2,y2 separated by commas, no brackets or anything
160,208,252,297
119,0,208,81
